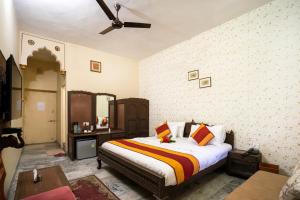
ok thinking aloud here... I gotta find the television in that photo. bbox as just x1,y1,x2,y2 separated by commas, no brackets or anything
0,50,6,120
2,55,22,121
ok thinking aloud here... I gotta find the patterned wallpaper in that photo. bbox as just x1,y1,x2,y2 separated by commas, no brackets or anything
139,0,300,174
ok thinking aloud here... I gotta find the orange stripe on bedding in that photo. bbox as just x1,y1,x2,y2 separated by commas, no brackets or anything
108,139,200,184
127,140,200,174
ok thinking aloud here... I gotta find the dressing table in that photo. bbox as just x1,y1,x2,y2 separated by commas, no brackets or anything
68,91,120,160
67,91,149,160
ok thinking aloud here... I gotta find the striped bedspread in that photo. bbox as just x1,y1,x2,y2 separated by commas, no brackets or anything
108,139,200,184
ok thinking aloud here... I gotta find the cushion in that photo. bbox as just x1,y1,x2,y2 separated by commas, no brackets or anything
225,171,288,200
207,125,226,146
23,186,76,200
293,161,300,174
190,124,214,146
155,122,171,139
279,163,300,200
168,122,185,138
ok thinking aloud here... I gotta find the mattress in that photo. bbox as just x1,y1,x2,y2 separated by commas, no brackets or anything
101,137,232,186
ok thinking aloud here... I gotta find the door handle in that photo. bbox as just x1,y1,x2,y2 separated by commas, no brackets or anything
48,120,56,122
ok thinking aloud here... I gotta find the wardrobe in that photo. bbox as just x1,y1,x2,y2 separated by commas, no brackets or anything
116,98,149,138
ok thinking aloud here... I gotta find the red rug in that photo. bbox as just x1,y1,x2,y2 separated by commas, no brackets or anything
70,175,120,200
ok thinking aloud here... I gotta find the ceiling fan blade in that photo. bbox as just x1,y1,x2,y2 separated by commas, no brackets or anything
123,22,151,28
99,26,115,35
96,0,116,20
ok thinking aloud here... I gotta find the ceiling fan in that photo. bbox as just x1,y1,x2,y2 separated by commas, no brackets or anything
96,0,151,35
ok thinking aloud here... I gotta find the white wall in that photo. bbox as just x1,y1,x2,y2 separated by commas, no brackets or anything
0,0,22,195
139,0,300,175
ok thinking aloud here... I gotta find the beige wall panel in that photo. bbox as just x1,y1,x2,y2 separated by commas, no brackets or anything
65,43,139,99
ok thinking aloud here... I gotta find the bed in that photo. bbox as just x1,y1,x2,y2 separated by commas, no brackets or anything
97,122,234,199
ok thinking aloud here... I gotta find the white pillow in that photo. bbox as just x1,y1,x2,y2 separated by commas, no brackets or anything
167,123,179,138
207,125,226,146
293,161,300,174
167,122,185,138
188,124,225,146
189,124,200,137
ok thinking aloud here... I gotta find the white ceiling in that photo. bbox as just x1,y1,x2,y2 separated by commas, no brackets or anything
14,0,271,60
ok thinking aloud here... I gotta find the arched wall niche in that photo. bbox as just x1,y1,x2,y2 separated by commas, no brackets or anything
20,32,66,74
27,47,60,67
20,32,67,149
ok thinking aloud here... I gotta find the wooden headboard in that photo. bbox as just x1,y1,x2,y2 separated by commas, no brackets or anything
183,121,234,147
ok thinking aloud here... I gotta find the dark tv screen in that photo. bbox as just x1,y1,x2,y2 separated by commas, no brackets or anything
3,55,22,121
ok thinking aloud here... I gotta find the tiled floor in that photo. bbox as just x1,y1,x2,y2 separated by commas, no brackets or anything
8,143,244,200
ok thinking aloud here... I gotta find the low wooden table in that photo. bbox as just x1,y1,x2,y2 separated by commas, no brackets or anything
14,166,70,200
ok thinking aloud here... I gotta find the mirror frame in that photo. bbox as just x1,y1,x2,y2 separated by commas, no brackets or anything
94,93,116,131
68,90,95,133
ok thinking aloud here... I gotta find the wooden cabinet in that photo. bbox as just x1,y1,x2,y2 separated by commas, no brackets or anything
116,98,149,138
68,130,127,160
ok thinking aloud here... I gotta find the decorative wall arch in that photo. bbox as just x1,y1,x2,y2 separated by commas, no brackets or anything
28,47,59,64
20,32,66,74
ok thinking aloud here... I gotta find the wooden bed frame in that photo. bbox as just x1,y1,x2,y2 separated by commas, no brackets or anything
98,122,234,200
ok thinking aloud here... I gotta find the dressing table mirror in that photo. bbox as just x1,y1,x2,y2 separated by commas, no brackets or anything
95,93,116,130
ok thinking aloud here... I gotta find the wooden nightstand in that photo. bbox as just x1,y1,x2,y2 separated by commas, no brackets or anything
226,149,262,178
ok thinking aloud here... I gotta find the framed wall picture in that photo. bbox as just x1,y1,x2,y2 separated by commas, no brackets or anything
90,60,101,73
199,77,211,88
188,70,199,81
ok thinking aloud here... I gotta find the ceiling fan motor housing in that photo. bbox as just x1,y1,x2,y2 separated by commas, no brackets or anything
112,20,123,29
115,3,121,12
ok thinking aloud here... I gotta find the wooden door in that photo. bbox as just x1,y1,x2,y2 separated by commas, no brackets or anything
117,103,125,130
24,91,57,144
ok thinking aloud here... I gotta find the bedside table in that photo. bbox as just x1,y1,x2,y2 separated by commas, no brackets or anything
226,149,262,178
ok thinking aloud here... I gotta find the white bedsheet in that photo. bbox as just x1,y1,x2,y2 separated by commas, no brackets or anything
101,137,232,186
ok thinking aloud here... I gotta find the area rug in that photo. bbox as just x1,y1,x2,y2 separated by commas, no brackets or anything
207,179,244,200
70,175,120,200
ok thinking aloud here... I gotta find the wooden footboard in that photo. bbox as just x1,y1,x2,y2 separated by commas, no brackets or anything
98,147,168,199
98,147,227,199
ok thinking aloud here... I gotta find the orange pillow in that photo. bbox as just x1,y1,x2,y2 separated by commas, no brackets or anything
155,122,171,139
191,124,214,146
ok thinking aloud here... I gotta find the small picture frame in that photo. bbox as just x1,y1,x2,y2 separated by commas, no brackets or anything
199,77,211,88
90,60,101,73
188,70,199,81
